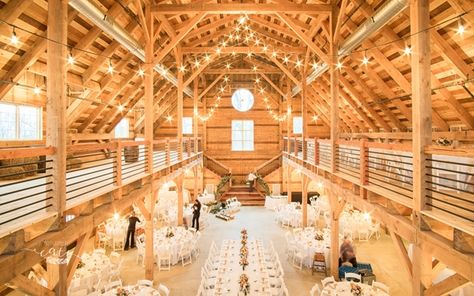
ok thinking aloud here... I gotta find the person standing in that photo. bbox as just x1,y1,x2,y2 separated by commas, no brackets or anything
124,212,140,250
247,172,257,192
192,199,202,231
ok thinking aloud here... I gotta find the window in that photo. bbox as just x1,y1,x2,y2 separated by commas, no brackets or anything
114,118,129,138
231,88,254,112
293,116,302,134
0,102,41,140
232,120,254,151
182,117,193,134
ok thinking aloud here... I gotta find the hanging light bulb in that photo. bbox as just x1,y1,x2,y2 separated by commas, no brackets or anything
295,59,302,68
67,52,75,65
225,63,232,70
118,104,124,112
10,27,18,45
254,39,260,46
33,86,41,95
179,64,186,73
221,41,227,47
166,115,173,122
271,51,278,58
215,47,222,55
231,51,237,56
403,45,412,56
263,45,268,52
138,67,145,77
252,65,258,71
255,77,260,84
312,61,319,70
204,54,211,62
456,18,465,36
224,76,229,82
336,61,343,69
194,59,201,68
107,59,114,74
239,15,247,24
362,54,369,65
312,115,319,121
283,56,289,64
247,52,252,58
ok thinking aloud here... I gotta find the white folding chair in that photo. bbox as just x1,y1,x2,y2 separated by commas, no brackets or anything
104,280,122,291
158,283,170,296
345,272,362,282
372,281,390,293
321,276,335,287
309,283,321,296
137,279,153,287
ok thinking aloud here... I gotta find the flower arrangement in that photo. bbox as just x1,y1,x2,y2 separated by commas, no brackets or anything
165,227,174,238
241,229,248,236
239,274,250,295
239,257,249,270
240,245,248,256
76,259,85,269
116,287,130,296
350,283,362,296
314,233,324,241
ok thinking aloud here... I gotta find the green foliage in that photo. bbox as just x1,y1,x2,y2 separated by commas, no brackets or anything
255,173,270,196
215,174,232,198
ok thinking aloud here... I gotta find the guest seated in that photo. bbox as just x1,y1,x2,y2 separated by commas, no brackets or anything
339,238,357,267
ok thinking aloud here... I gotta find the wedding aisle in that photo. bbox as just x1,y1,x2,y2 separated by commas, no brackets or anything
115,207,410,296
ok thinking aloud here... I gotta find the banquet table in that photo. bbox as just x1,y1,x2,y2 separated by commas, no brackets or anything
153,226,195,265
264,195,288,211
212,239,273,296
198,193,215,204
293,228,332,267
102,285,160,296
73,252,112,288
321,281,389,296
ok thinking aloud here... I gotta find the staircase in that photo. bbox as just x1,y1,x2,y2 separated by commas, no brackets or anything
221,185,265,206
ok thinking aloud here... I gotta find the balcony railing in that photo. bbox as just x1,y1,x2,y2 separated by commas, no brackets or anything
283,137,474,233
0,137,202,236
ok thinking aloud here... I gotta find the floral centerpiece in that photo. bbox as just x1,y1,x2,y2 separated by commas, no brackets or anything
239,274,250,295
76,259,85,269
240,245,248,257
314,233,324,241
241,229,248,245
239,257,249,270
165,227,174,238
350,283,362,296
116,287,130,296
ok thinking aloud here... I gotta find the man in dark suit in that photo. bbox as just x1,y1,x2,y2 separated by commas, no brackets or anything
192,199,202,231
124,212,140,250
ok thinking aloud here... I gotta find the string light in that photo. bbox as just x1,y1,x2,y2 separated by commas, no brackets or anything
312,62,319,70
107,59,114,74
336,61,343,69
10,27,18,45
403,45,412,56
33,86,41,95
456,18,465,36
166,115,173,122
179,64,186,73
138,67,145,77
67,52,75,65
362,53,369,65
295,59,302,68
225,63,232,70
312,115,319,121
118,104,124,112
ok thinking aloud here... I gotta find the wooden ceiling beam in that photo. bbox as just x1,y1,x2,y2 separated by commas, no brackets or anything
181,46,305,54
199,74,224,100
203,69,281,74
135,83,174,131
266,54,301,87
154,13,207,65
0,0,33,37
185,15,238,41
0,10,78,100
276,12,329,64
260,73,285,98
151,3,331,14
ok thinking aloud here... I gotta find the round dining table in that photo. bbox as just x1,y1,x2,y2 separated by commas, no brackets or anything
101,285,160,296
321,281,389,296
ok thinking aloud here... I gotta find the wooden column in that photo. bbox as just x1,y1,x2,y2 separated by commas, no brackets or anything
286,165,292,202
144,4,155,281
286,78,292,153
202,96,207,151
301,68,308,161
193,78,199,154
46,1,68,292
411,0,433,294
301,175,308,227
193,166,199,199
329,1,339,174
176,174,184,226
46,243,67,295
177,51,184,161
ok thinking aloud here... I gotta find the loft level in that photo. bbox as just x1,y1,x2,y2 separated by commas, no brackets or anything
0,138,202,238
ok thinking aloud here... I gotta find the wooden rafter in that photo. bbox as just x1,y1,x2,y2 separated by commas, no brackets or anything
151,3,332,14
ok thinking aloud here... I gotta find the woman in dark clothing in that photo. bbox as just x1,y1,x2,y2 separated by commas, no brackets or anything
124,212,140,250
192,199,201,231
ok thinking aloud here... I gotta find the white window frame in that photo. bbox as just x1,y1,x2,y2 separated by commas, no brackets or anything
114,118,129,138
182,117,193,135
0,102,42,140
293,116,302,134
231,120,254,151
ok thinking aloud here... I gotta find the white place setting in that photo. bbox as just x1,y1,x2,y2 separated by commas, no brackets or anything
153,226,200,268
286,227,333,269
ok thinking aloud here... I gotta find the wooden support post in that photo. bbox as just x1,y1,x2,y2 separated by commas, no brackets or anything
193,166,199,199
302,175,308,227
46,0,67,229
177,50,184,161
66,232,90,287
46,242,67,295
359,139,368,199
144,4,154,282
411,0,433,294
286,80,292,154
302,67,308,161
329,188,341,279
330,0,339,174
176,174,184,226
202,96,207,151
286,165,292,203
453,229,474,254
7,274,55,296
193,78,199,154
314,138,319,166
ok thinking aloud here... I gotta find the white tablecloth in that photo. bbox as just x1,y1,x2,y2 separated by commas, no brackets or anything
264,195,288,210
322,281,388,296
198,193,215,204
213,240,273,296
102,285,160,296
73,252,112,288
153,227,195,265
293,228,332,267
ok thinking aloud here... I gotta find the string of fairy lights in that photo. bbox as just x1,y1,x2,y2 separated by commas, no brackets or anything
0,6,473,121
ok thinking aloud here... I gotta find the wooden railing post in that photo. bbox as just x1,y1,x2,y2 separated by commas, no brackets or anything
186,138,191,157
166,138,170,166
359,139,368,199
115,141,122,188
293,136,298,157
314,138,319,166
